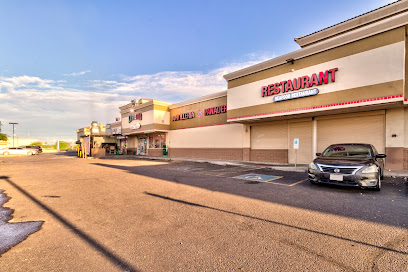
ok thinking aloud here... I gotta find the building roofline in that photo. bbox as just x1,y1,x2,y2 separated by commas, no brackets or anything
295,0,407,48
169,90,227,109
223,9,408,82
119,99,172,111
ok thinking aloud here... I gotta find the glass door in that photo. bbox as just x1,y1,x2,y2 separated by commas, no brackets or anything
137,137,147,155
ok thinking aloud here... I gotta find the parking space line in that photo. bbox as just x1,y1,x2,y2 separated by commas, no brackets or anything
288,179,308,186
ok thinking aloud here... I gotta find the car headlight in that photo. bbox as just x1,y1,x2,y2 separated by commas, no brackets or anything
362,165,378,174
309,162,317,170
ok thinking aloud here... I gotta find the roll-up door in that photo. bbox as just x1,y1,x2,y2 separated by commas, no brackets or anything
317,114,385,154
288,121,313,164
251,122,288,149
250,121,288,163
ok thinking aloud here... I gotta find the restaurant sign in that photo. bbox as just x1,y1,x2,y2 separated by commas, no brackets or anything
262,68,338,99
273,88,319,102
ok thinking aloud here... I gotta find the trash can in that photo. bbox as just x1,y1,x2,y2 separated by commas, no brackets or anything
162,145,168,157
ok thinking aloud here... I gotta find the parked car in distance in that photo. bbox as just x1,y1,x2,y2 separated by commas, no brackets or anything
0,147,39,156
308,143,386,191
21,145,43,153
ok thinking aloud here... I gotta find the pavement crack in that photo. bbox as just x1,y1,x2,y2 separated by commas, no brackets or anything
370,232,408,272
276,237,357,272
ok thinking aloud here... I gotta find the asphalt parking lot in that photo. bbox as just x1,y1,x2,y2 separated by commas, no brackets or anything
0,153,407,271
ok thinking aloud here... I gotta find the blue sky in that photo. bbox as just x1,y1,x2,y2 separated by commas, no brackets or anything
0,0,396,141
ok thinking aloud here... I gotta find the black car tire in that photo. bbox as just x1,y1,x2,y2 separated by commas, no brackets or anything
374,175,381,191
3,152,9,156
27,151,33,155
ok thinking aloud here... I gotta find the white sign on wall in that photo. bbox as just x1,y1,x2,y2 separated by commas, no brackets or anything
293,138,299,150
130,123,141,130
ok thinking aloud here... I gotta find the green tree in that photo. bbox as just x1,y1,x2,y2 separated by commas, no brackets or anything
0,133,7,141
59,141,71,150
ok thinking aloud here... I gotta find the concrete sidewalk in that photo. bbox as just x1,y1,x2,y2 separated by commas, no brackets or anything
97,154,408,178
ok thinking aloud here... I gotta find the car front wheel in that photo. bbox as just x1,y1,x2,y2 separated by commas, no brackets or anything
374,175,381,191
3,152,9,156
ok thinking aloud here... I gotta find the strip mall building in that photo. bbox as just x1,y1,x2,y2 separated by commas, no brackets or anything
117,2,408,170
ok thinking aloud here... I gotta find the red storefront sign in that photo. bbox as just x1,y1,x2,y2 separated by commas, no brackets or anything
172,112,195,121
204,105,227,116
262,68,338,97
129,112,143,122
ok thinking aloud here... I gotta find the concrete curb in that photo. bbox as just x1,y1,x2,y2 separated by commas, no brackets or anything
95,154,408,178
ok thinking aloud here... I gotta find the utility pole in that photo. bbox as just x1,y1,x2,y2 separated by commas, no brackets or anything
9,122,18,147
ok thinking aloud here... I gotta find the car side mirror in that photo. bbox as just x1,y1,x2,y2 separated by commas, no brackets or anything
375,154,386,159
316,153,322,156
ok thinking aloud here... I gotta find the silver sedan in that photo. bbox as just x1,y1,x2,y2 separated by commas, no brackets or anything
0,147,39,155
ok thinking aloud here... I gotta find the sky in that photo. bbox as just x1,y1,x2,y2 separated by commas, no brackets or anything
0,0,397,142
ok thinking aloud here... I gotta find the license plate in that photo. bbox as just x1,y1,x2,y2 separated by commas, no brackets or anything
330,174,344,181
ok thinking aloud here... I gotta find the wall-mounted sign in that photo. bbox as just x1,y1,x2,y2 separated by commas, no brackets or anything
130,123,141,130
262,68,338,98
129,113,142,123
204,105,227,116
274,88,319,102
172,112,195,121
293,138,299,149
112,127,122,134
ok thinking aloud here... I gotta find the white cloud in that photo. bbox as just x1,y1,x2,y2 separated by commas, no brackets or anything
96,54,274,102
64,70,91,76
0,53,274,141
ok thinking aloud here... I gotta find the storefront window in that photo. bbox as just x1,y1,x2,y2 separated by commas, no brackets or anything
154,135,161,148
149,134,166,148
161,135,166,147
149,135,154,148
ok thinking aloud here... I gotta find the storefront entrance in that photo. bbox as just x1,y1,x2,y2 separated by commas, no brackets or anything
137,137,147,155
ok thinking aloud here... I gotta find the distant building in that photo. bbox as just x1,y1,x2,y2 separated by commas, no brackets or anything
76,122,116,157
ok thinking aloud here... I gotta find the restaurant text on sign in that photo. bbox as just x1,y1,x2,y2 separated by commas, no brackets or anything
261,68,338,97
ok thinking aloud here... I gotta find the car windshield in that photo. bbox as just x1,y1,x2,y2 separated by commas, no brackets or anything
322,145,372,158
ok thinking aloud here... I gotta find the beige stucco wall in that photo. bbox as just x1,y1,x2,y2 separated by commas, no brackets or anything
168,123,245,148
386,108,405,148
404,108,408,148
154,110,170,125
227,41,404,112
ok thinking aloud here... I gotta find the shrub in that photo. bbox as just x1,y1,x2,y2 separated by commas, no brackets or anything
0,134,8,141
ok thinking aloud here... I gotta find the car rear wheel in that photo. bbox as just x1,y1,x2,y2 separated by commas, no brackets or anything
27,151,33,155
3,152,9,156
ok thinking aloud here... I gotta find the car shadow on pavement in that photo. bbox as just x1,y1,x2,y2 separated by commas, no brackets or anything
53,151,78,157
0,175,140,272
91,161,408,229
144,191,408,257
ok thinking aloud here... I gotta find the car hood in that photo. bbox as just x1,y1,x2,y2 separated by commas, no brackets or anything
313,157,374,166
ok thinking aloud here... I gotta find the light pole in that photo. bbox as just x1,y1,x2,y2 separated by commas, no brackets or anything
9,122,18,147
